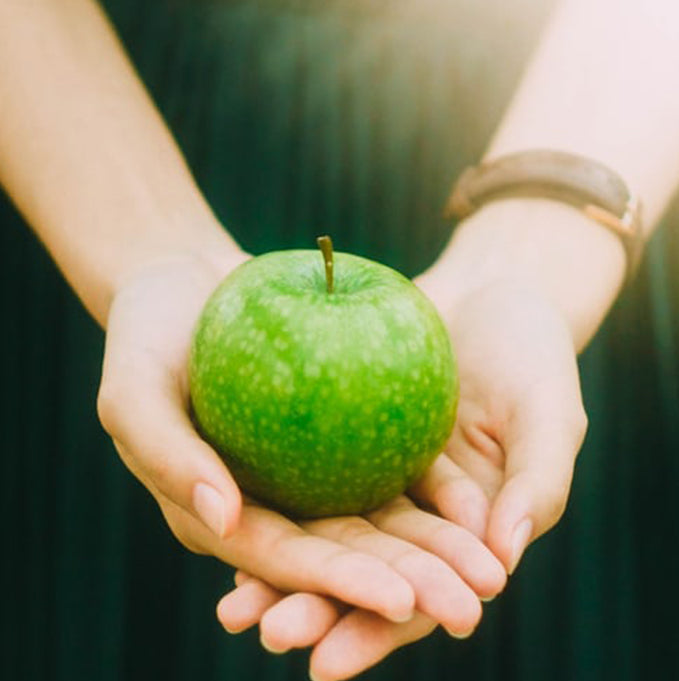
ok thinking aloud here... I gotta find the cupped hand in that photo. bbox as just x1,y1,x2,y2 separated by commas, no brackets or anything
216,275,586,680
217,494,505,681
415,276,588,574
95,249,505,627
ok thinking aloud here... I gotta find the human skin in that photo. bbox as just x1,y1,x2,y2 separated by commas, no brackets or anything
4,0,679,677
0,0,505,640
217,0,679,679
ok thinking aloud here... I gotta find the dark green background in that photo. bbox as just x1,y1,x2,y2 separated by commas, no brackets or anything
2,1,678,679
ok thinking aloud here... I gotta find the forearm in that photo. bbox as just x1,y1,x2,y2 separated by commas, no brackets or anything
0,0,243,326
425,0,679,350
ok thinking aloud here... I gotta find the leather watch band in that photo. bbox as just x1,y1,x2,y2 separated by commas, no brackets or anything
444,149,644,281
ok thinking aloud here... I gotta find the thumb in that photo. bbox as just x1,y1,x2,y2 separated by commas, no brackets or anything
97,356,242,539
486,398,587,574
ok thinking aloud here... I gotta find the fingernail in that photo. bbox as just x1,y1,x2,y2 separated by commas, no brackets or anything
216,605,242,634
309,671,324,681
480,595,496,603
509,518,533,575
387,608,414,624
444,625,475,640
260,636,288,655
193,482,226,537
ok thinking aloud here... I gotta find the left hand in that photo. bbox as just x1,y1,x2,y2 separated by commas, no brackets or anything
413,275,588,573
215,273,587,681
218,492,505,680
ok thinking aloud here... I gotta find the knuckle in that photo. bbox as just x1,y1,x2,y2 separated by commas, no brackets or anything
161,507,209,555
432,471,458,505
335,517,377,546
97,386,180,499
121,438,178,499
368,496,413,527
394,547,434,576
437,475,478,512
143,454,176,494
172,526,210,555
320,547,365,586
430,522,462,550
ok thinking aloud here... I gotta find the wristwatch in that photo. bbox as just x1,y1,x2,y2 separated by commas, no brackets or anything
444,149,644,282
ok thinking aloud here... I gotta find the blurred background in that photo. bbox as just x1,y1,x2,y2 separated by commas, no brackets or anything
2,1,678,679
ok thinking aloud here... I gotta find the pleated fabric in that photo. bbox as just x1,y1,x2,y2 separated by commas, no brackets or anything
2,1,678,680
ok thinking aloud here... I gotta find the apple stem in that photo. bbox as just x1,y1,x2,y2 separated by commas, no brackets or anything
317,235,334,294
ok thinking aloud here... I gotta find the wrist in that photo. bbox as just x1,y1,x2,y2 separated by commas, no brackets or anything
420,198,627,351
98,210,248,327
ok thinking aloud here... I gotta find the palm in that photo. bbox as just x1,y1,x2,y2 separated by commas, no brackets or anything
101,254,243,551
416,279,587,568
212,276,588,681
98,253,505,634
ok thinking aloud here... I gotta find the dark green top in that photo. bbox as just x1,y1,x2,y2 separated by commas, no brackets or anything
2,1,679,679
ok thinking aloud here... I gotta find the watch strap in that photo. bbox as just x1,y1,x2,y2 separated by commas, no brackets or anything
444,149,644,281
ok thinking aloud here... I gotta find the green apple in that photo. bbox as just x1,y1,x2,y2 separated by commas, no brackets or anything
189,238,458,518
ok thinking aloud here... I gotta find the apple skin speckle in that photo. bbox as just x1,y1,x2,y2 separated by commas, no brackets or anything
189,250,458,519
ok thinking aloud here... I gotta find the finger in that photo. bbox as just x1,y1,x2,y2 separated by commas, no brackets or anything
221,504,415,624
310,610,437,681
98,345,241,539
217,577,284,633
150,493,416,623
234,570,250,587
368,497,506,601
303,515,481,635
260,593,344,652
486,394,587,574
113,440,218,555
219,577,345,651
409,453,492,538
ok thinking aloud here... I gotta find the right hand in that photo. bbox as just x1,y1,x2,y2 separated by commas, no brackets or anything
97,249,505,629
